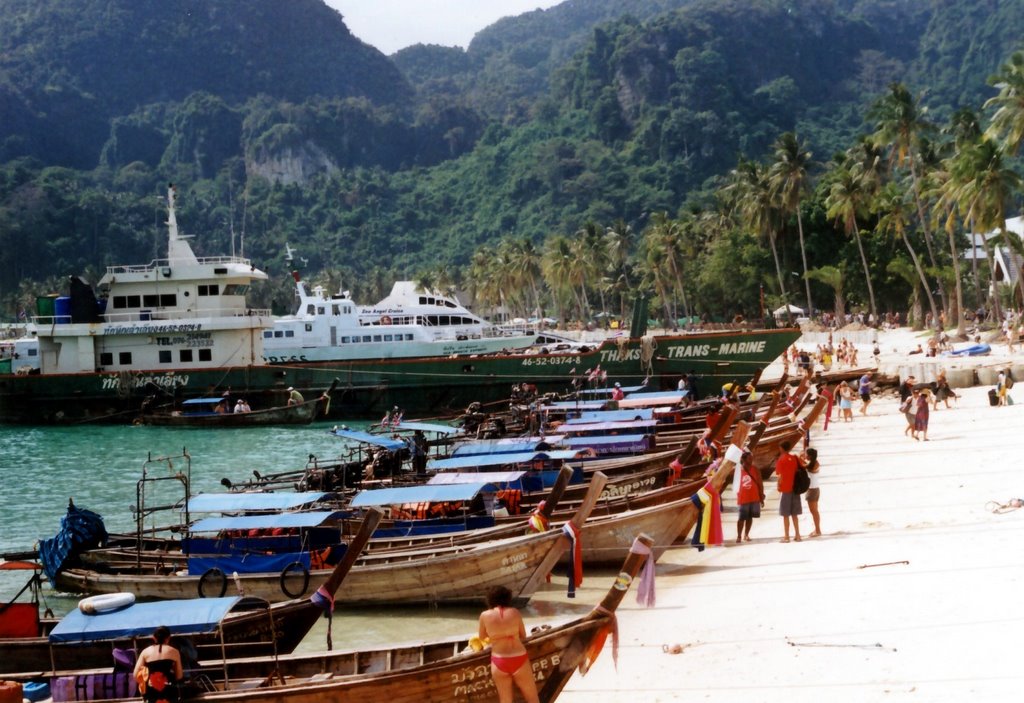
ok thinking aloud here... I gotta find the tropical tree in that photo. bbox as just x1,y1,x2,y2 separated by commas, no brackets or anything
724,159,790,322
824,162,879,320
874,182,936,329
769,132,814,315
984,51,1024,154
886,257,924,329
541,235,581,322
605,219,635,320
954,138,1024,306
805,265,845,320
870,82,947,318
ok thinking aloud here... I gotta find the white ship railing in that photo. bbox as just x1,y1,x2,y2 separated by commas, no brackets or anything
106,255,253,274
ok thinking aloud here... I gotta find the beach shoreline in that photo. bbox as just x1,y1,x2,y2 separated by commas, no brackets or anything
552,373,1024,701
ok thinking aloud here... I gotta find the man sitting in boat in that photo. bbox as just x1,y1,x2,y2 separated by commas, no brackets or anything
287,387,304,405
233,398,251,413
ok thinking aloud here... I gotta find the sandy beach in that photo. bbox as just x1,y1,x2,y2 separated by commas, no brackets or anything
552,329,1024,702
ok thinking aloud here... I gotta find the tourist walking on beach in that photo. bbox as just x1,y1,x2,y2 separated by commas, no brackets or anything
901,387,919,437
735,450,764,543
997,369,1010,406
933,370,957,409
479,585,540,703
774,440,803,542
913,389,931,440
803,447,822,537
838,384,854,422
858,372,872,415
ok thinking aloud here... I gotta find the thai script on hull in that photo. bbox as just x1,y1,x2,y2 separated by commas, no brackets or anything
100,372,190,391
102,323,204,335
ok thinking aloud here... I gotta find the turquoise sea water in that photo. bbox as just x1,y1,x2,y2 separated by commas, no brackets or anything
0,420,592,651
0,420,357,602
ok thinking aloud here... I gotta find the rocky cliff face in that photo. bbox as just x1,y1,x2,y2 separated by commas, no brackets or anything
247,142,340,185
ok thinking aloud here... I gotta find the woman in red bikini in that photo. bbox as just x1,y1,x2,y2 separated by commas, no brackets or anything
478,585,540,703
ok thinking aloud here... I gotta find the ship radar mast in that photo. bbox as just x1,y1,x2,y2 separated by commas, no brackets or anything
165,184,199,264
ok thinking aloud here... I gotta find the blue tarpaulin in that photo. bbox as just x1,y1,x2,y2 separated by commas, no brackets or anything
186,492,328,513
562,434,647,447
188,552,310,576
330,428,407,450
428,450,583,471
188,511,343,533
545,401,607,410
49,596,246,643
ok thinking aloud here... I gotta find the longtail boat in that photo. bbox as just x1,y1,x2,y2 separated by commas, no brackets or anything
1,509,383,676
13,534,656,703
53,474,610,606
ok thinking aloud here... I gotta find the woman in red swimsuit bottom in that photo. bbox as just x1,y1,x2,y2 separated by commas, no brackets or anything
478,585,540,703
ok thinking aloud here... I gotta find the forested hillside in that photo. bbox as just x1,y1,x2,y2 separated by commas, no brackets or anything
1,0,1023,327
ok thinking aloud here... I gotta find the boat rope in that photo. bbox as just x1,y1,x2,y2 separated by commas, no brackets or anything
786,638,897,652
986,498,1023,514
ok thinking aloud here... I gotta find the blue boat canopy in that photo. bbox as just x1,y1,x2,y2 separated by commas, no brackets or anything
575,384,649,396
566,408,655,423
562,434,647,446
561,419,658,433
188,511,343,533
427,471,526,485
393,421,464,435
428,450,583,471
49,596,249,643
451,439,556,457
350,483,497,507
544,400,608,410
330,427,407,450
186,492,328,513
182,398,226,406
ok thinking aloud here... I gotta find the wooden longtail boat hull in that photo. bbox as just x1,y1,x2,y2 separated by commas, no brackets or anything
53,476,610,606
1,598,316,676
138,397,324,426
3,509,385,678
18,536,656,703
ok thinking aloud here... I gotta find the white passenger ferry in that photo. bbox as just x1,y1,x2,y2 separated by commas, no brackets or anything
262,260,538,363
27,186,270,382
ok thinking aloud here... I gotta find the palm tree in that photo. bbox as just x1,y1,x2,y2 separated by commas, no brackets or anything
724,159,790,322
870,82,948,317
984,51,1024,154
805,265,846,320
886,257,924,329
874,182,936,329
542,235,581,322
769,132,814,316
824,163,879,321
954,139,1024,306
943,109,986,309
605,219,635,321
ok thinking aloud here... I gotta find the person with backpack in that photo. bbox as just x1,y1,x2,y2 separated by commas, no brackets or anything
774,440,805,543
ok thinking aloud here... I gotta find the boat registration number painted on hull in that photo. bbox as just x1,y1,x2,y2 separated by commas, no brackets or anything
520,356,581,367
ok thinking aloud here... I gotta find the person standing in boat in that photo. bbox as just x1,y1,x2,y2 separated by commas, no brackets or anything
478,585,540,703
134,626,183,703
412,430,428,475
610,382,625,401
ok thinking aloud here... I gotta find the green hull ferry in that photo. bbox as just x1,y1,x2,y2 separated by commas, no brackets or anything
0,328,798,424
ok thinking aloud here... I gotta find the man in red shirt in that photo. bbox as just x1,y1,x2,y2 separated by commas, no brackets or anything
774,440,803,542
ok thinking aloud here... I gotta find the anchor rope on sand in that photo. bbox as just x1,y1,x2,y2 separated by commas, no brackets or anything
986,498,1023,514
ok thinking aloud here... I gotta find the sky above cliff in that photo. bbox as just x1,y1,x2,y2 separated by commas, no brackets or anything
326,0,561,54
